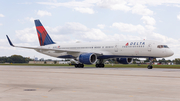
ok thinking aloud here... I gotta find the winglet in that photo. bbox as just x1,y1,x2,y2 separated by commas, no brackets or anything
6,35,14,47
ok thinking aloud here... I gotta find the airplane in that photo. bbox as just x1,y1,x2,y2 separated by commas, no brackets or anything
6,20,174,69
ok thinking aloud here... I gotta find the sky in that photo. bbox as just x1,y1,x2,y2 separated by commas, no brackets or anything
0,0,180,60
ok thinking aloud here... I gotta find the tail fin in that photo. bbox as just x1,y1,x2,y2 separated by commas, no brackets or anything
34,20,55,46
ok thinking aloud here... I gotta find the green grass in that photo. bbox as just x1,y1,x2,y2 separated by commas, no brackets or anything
1,63,180,69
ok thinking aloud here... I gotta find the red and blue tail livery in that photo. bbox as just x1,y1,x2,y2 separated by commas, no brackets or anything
35,20,55,46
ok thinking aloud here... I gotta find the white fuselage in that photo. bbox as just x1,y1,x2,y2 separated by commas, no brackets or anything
35,40,174,59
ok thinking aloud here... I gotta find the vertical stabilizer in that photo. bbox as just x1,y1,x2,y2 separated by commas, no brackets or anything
34,20,55,46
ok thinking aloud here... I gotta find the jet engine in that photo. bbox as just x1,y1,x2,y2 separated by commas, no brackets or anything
78,53,97,64
116,58,133,64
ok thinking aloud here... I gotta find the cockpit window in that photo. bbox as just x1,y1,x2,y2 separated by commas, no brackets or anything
157,45,169,48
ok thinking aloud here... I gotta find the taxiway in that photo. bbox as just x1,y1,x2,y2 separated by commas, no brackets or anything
0,66,180,101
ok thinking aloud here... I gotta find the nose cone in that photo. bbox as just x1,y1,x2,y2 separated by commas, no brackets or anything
167,49,174,57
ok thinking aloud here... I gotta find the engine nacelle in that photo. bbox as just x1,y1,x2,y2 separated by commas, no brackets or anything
78,53,97,64
116,58,133,64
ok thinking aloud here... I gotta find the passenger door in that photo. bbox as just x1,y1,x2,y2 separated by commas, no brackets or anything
148,43,152,52
114,44,118,52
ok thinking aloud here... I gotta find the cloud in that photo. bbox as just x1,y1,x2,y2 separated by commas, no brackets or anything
37,1,95,8
0,23,2,26
177,13,180,20
74,7,94,14
37,0,180,16
82,28,108,40
112,22,145,33
97,0,131,12
97,1,154,15
141,16,156,25
37,0,96,14
25,17,34,23
145,25,156,31
15,27,37,43
0,39,15,50
97,24,105,29
0,14,5,17
50,22,108,41
112,21,179,45
131,4,153,15
150,32,179,44
37,10,52,17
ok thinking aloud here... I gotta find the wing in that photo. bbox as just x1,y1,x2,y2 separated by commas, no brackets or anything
6,35,81,53
6,35,103,55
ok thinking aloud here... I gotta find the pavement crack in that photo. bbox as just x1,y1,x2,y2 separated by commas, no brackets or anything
3,87,17,92
48,88,53,92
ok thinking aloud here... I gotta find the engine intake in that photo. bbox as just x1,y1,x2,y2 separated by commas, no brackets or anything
116,58,133,64
78,53,97,64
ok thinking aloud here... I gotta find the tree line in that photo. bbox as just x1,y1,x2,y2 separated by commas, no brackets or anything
0,55,33,63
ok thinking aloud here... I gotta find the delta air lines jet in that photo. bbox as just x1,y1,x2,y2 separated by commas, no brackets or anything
6,20,174,69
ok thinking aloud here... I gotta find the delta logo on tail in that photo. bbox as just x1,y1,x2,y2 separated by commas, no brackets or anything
35,20,55,46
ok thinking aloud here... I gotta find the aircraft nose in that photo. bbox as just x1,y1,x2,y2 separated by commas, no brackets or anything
167,49,174,56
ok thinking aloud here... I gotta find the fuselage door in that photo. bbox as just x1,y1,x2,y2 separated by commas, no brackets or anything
148,43,152,52
114,44,118,52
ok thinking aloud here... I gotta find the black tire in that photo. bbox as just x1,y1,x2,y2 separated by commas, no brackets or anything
96,64,105,68
147,65,153,69
75,64,84,68
81,64,84,68
96,64,99,68
75,64,78,68
102,64,105,68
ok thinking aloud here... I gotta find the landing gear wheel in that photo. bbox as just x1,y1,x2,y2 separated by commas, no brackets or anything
96,64,105,68
101,64,105,68
147,58,154,69
147,65,153,69
74,64,84,68
80,64,84,68
95,64,99,68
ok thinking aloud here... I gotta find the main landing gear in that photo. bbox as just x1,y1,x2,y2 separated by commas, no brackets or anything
147,58,153,69
96,59,105,68
96,64,105,68
75,64,84,68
